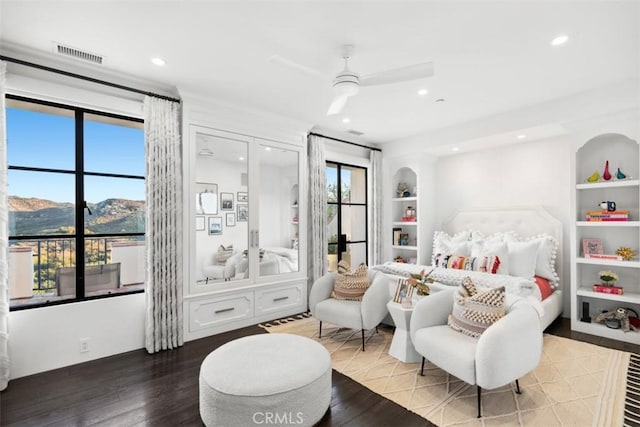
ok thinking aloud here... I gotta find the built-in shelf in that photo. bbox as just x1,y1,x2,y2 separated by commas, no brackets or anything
391,196,417,202
576,257,640,268
576,179,639,190
573,321,640,344
577,286,640,304
392,221,417,226
576,221,640,227
392,245,418,251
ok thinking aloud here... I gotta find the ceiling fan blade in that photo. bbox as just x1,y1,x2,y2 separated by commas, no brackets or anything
327,94,349,116
360,61,434,86
268,54,327,80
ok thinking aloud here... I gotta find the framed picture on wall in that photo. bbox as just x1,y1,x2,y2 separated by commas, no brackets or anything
237,204,248,222
237,192,248,202
221,192,234,211
196,182,218,215
226,212,236,227
582,238,603,256
208,217,223,235
195,216,205,231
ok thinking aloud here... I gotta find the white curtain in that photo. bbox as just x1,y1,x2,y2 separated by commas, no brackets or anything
0,61,9,390
144,96,183,353
370,150,384,265
307,135,327,291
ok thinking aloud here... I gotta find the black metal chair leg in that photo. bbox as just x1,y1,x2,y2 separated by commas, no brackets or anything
515,379,521,394
375,326,378,333
319,321,322,338
477,386,482,418
420,357,425,376
361,329,365,351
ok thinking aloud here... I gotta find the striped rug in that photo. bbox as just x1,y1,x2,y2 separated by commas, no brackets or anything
261,315,635,426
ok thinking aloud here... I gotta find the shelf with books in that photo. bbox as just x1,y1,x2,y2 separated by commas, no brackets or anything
576,221,640,227
392,167,420,264
576,257,640,268
577,286,640,304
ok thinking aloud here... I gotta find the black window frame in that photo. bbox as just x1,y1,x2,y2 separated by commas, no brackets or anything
326,161,368,266
6,94,145,311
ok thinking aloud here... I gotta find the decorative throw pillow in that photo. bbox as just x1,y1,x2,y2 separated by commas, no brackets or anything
448,278,506,338
331,261,370,301
432,231,472,264
534,276,553,300
216,244,234,265
471,241,509,275
434,254,501,274
504,233,559,287
506,240,540,278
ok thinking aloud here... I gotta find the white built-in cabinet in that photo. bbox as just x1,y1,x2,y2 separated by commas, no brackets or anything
391,167,420,264
571,132,640,344
185,125,307,340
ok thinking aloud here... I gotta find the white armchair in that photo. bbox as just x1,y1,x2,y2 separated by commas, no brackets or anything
202,251,237,283
309,270,390,351
410,289,542,418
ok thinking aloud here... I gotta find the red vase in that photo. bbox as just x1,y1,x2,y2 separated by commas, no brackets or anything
603,160,612,181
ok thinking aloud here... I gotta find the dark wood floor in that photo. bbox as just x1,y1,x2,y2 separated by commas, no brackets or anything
1,317,637,426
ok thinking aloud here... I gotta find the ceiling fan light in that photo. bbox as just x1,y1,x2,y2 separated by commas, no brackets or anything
332,80,359,97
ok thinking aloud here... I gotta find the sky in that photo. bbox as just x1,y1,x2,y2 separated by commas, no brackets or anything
7,106,145,204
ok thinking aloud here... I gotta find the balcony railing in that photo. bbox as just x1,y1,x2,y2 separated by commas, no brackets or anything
9,237,145,297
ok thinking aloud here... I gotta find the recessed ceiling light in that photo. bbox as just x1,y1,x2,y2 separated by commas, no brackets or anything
417,89,428,96
151,57,166,66
451,147,460,152
342,117,351,123
265,147,271,151
550,35,568,46
239,156,245,161
517,134,527,140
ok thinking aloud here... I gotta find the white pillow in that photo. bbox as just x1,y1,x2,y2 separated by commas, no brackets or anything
432,231,471,264
471,240,509,275
504,233,559,287
507,240,540,278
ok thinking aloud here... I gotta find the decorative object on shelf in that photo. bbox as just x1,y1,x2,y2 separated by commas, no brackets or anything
603,160,612,181
598,270,618,286
616,246,636,261
586,171,600,182
396,182,410,197
594,307,638,332
580,301,591,323
586,209,628,221
399,233,409,246
394,256,405,263
393,227,402,245
592,284,624,295
616,167,627,180
599,201,616,212
407,269,434,296
582,238,603,256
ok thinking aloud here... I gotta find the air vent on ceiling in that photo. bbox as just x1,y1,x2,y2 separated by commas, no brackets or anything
347,130,364,136
54,42,104,65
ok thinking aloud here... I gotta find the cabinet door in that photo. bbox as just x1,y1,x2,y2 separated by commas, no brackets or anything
193,129,251,285
255,139,302,279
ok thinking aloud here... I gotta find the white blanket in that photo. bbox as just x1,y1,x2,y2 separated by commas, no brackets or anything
371,262,545,317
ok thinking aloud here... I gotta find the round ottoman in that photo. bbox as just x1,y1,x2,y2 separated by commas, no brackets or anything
199,333,332,427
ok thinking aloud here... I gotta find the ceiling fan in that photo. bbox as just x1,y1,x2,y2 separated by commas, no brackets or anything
270,45,434,115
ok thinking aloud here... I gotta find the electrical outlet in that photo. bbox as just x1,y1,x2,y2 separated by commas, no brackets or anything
79,338,90,353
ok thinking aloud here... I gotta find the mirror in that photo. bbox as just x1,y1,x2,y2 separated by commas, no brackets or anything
258,142,300,278
195,132,249,284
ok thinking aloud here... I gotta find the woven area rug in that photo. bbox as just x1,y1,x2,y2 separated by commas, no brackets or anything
260,316,631,427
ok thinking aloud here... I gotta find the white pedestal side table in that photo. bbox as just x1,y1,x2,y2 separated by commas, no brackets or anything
386,301,422,363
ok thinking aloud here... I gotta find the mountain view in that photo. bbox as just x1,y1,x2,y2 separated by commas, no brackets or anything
9,196,145,235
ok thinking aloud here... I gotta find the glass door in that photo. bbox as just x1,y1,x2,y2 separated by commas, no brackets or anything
326,162,368,272
194,130,250,285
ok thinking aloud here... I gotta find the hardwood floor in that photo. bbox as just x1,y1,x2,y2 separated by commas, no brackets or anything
1,317,637,426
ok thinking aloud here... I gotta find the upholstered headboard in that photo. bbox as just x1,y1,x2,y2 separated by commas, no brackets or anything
443,205,563,289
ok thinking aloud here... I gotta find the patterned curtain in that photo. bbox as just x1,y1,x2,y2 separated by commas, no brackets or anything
143,96,183,353
307,135,327,292
0,60,9,390
370,150,384,265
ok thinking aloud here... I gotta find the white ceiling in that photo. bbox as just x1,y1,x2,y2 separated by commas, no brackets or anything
1,1,638,145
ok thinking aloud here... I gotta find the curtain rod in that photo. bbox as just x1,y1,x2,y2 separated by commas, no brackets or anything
308,132,381,152
0,55,181,103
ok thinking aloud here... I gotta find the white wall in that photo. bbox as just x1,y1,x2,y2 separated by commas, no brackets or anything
9,293,145,379
434,136,573,314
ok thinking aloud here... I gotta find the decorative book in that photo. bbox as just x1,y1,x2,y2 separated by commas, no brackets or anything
592,284,624,295
585,253,623,260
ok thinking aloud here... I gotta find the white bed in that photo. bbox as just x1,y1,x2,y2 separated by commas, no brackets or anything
376,206,563,331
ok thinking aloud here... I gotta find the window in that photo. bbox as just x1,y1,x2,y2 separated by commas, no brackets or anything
6,95,145,310
326,162,368,272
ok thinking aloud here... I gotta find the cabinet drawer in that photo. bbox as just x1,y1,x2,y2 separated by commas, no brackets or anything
255,283,304,316
188,292,253,332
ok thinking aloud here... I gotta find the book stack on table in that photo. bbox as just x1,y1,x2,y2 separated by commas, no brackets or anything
585,210,629,221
